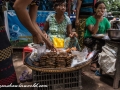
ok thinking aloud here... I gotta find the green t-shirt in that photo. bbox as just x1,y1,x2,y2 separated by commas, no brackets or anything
84,16,111,38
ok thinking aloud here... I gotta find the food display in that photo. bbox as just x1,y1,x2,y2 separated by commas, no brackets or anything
66,47,77,53
32,50,76,68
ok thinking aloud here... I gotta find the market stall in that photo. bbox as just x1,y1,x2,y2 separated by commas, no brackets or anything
24,49,93,90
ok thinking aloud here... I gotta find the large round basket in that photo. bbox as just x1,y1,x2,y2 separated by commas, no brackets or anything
24,53,92,73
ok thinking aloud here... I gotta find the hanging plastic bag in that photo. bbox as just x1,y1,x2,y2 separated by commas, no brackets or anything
53,37,64,48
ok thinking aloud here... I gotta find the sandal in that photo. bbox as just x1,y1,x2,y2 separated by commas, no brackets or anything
19,70,29,83
25,73,33,82
19,76,26,83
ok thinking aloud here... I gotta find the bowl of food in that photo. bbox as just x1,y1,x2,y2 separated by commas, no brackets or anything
108,29,120,40
92,34,105,38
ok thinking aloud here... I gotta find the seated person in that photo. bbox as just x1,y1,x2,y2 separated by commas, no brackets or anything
83,1,111,71
43,0,80,51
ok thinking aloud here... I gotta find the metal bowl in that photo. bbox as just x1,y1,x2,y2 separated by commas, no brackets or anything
108,29,120,40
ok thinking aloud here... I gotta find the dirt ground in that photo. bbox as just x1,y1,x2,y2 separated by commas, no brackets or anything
12,49,120,90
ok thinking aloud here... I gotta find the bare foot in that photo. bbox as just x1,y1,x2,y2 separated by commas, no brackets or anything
90,63,97,72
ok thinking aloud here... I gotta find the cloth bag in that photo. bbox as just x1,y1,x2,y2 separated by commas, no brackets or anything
98,44,117,74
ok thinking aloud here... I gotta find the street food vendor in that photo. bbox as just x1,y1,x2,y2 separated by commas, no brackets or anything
43,0,81,50
83,1,111,71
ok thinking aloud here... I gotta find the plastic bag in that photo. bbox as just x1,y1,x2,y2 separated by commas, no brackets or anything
86,50,97,60
70,46,98,67
29,44,46,61
71,47,89,67
72,47,88,59
98,44,117,74
29,48,38,61
53,37,64,48
28,43,34,48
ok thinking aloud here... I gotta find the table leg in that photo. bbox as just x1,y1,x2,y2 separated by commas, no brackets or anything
113,47,120,89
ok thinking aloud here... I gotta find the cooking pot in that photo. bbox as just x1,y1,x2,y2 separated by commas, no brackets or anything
108,29,120,40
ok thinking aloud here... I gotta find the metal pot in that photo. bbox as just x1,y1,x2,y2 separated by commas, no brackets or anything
108,29,120,40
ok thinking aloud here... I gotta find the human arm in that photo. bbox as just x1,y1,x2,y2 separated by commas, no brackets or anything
65,15,73,37
43,21,49,38
28,5,56,51
67,24,78,37
87,20,100,34
75,0,83,26
13,0,43,44
67,24,72,37
13,0,56,51
87,10,104,34
42,14,51,38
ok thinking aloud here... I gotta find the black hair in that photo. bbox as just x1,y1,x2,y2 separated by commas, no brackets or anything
53,0,66,8
94,1,105,9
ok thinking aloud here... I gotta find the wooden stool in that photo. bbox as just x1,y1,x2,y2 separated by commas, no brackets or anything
22,46,33,64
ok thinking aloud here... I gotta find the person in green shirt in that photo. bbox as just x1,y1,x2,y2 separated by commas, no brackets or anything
84,16,110,38
84,1,111,71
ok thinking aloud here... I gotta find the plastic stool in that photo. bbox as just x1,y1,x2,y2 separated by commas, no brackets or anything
23,46,33,64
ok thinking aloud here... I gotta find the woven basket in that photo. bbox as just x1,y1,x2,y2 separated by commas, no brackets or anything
25,53,92,73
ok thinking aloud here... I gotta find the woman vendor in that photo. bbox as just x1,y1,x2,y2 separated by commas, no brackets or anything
43,0,81,51
84,1,111,71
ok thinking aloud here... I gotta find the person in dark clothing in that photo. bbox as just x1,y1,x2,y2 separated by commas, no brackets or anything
0,1,20,90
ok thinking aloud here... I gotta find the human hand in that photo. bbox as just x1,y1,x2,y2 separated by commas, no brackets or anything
33,34,44,44
96,9,103,17
96,9,103,22
43,32,48,38
45,40,57,52
69,32,78,38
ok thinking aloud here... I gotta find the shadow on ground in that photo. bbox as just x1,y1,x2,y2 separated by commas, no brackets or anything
82,74,98,90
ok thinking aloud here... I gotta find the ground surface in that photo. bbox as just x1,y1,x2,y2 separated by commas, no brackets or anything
13,49,120,90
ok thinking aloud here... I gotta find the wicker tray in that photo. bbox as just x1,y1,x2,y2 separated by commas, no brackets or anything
24,53,92,73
